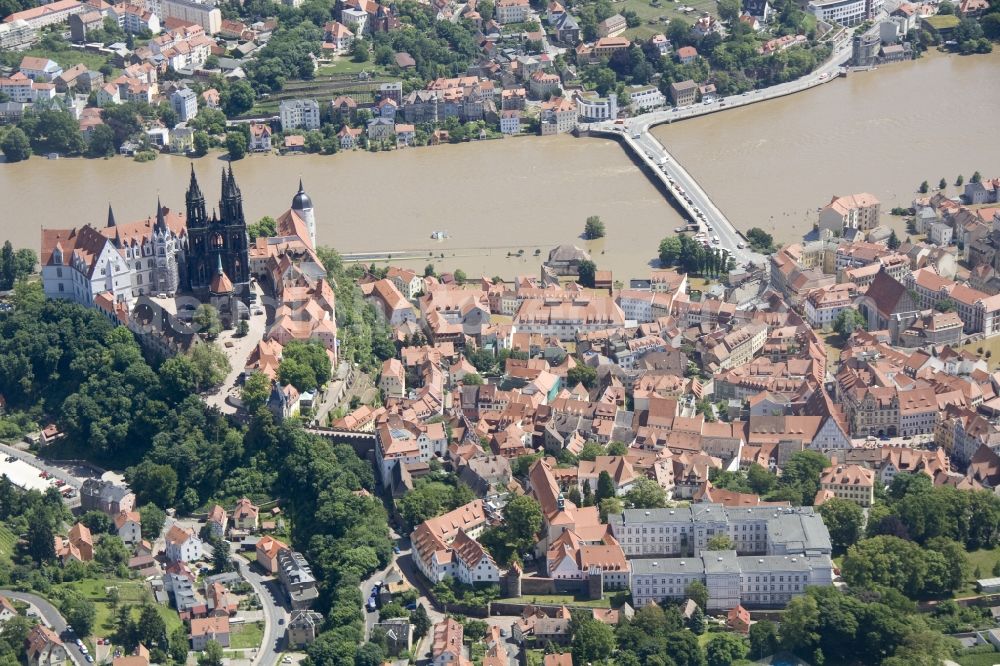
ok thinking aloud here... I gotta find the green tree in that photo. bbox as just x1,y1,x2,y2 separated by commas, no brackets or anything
686,581,708,611
226,132,247,160
706,534,735,551
80,510,113,534
689,605,706,634
717,0,741,22
888,229,900,250
749,620,779,660
96,535,130,569
193,131,210,156
584,215,606,239
578,259,597,288
747,463,776,494
278,339,332,392
818,498,864,553
129,462,178,508
833,308,866,338
571,614,615,663
139,504,166,540
197,640,224,666
938,178,947,190
598,496,623,522
578,441,605,462
566,364,597,389
242,372,272,414
935,298,956,313
85,124,116,158
659,236,682,266
135,604,167,649
503,495,543,551
1,126,31,162
745,227,774,252
352,38,370,62
192,304,222,339
919,180,929,193
355,642,384,666
248,215,277,240
453,268,467,285
221,80,255,116
706,633,748,666
411,604,431,638
21,109,86,155
190,342,231,391
624,477,667,508
60,591,97,637
26,507,56,562
595,471,616,503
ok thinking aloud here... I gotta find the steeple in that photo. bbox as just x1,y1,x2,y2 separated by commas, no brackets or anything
106,203,116,228
219,164,245,227
155,197,167,233
186,165,207,227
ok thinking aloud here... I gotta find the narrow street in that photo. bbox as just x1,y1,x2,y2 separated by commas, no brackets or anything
1,590,88,666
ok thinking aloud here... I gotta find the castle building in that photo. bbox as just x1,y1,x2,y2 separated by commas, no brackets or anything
41,200,187,309
185,164,251,296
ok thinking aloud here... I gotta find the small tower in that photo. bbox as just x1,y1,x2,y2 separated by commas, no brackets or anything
291,178,316,249
152,199,180,296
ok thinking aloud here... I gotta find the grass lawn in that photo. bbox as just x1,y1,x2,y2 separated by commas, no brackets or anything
957,548,1000,597
923,14,960,29
618,0,719,41
315,57,385,77
955,651,1000,666
498,594,611,608
229,621,265,650
24,47,115,77
56,579,181,639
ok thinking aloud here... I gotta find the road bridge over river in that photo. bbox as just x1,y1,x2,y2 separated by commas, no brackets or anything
586,35,854,270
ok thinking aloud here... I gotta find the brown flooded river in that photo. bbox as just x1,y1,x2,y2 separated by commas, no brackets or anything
2,50,999,279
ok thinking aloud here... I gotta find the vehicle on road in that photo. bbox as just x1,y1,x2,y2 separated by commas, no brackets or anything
392,546,401,554
737,242,746,249
712,236,720,244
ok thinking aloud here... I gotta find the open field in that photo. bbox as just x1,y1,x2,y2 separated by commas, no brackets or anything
617,0,718,41
958,548,1000,596
23,47,116,77
956,650,1000,666
230,621,265,649
56,578,182,640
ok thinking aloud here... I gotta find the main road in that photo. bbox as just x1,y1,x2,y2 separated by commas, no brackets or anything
586,34,855,269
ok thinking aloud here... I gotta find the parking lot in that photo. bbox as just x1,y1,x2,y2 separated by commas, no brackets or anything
0,455,78,499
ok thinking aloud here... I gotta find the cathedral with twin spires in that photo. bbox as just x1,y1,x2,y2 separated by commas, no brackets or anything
184,164,251,296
